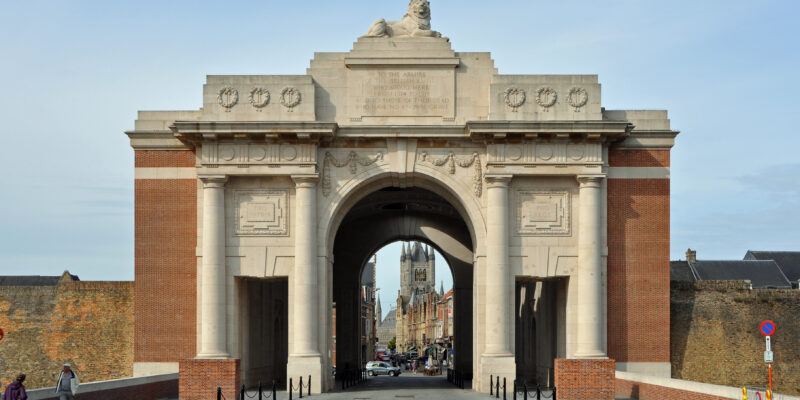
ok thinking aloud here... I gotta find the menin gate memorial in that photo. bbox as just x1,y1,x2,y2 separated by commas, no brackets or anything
126,1,678,398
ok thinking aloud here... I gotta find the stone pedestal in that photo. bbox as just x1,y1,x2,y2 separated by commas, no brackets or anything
179,358,240,400
554,359,615,400
479,355,516,393
286,355,323,393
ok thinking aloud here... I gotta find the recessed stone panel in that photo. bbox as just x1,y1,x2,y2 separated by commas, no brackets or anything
234,190,288,236
517,190,571,236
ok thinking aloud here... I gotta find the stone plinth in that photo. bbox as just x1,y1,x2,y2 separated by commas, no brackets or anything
554,359,615,400
179,358,240,400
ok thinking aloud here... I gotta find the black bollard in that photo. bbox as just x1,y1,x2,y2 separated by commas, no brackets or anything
258,381,262,400
503,377,507,400
289,378,293,400
490,375,493,396
496,376,500,399
513,380,517,400
523,383,527,400
308,375,312,397
241,383,245,400
552,386,557,400
299,376,304,398
272,380,277,400
217,387,222,400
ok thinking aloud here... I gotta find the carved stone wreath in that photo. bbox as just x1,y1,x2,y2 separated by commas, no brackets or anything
217,87,239,111
280,87,301,111
249,87,270,109
566,87,588,111
321,151,384,197
535,87,557,110
418,151,483,197
503,87,526,112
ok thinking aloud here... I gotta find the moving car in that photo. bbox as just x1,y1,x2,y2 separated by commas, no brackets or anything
366,361,401,377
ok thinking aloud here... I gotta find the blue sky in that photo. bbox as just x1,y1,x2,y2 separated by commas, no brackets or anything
1,1,799,312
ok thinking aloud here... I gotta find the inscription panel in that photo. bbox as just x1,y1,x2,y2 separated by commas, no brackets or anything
517,190,571,236
234,190,288,236
349,68,455,118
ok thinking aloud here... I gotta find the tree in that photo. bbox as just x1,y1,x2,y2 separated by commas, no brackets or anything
388,336,396,351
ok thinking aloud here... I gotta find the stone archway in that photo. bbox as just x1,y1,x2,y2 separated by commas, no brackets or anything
330,185,475,382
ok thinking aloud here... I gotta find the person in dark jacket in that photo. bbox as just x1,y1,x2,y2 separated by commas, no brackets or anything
3,374,28,400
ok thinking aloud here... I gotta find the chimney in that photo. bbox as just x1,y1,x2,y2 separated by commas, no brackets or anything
686,248,697,263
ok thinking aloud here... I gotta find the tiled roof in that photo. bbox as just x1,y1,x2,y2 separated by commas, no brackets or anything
744,251,800,283
0,273,80,286
693,260,791,289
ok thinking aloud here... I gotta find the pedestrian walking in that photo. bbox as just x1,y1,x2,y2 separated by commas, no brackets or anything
3,374,27,400
55,363,80,400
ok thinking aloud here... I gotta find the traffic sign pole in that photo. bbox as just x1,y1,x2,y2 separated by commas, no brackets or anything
759,321,775,395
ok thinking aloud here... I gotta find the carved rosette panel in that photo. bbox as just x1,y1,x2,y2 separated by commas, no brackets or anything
234,190,288,236
201,143,315,166
321,151,384,197
566,87,588,112
418,151,483,197
217,87,239,111
487,143,602,165
249,87,270,110
517,190,571,236
280,87,301,112
503,87,526,112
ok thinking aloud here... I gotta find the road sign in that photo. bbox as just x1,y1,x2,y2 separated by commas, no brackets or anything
760,320,775,336
764,351,774,363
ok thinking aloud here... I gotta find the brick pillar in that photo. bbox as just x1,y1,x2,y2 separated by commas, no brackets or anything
179,359,240,400
554,359,615,400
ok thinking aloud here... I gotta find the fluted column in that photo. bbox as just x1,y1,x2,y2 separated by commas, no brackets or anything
292,175,320,356
198,175,229,358
575,175,606,358
484,175,513,356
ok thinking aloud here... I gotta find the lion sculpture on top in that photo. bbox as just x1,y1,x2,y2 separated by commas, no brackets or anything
361,0,444,39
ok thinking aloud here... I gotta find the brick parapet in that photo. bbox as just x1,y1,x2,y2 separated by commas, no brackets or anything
616,378,733,400
554,359,616,400
609,149,670,167
135,150,196,168
179,359,241,400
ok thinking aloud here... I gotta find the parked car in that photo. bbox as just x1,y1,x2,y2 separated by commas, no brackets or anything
377,354,392,362
366,361,401,377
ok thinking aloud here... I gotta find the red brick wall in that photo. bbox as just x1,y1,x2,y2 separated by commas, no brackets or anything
135,150,198,363
0,281,134,389
135,150,196,168
179,359,240,400
555,359,616,400
607,149,671,364
609,149,669,168
616,379,732,400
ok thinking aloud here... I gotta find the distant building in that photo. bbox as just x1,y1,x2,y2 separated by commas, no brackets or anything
744,250,800,288
671,249,794,289
376,300,397,349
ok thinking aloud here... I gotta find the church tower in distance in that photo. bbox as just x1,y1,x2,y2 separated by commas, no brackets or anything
400,241,436,297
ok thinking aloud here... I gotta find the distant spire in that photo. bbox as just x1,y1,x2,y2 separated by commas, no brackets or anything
440,281,444,296
401,242,406,260
429,245,434,260
376,297,383,326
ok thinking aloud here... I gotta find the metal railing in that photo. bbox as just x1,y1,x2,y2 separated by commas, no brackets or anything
512,380,557,400
288,375,312,399
447,368,466,389
337,368,368,390
240,380,278,400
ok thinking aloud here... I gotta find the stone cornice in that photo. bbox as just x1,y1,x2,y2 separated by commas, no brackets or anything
611,130,680,150
170,121,338,144
337,125,465,138
466,120,633,142
124,130,193,150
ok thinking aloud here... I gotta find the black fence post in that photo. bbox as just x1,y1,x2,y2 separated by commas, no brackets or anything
300,376,304,398
258,381,262,400
308,375,312,396
537,384,541,400
523,382,527,400
217,387,222,400
553,386,556,400
272,380,277,400
490,375,493,396
289,377,293,400
513,380,517,400
503,377,507,400
496,376,500,399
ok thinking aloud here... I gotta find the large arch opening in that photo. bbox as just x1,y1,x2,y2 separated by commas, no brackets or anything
330,186,474,385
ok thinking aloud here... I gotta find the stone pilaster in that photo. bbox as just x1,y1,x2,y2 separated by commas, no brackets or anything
198,175,229,358
575,175,606,358
480,175,516,392
287,175,323,393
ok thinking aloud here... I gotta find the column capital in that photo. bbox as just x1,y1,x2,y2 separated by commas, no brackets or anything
577,175,604,188
199,175,228,188
485,174,513,188
292,174,319,188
